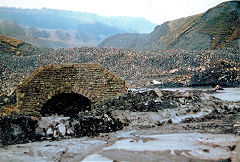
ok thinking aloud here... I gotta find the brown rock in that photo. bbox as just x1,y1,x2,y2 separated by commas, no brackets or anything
215,85,224,91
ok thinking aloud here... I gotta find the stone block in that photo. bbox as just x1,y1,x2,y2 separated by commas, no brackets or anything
16,64,127,115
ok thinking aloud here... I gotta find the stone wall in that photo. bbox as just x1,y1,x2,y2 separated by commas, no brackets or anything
16,64,127,115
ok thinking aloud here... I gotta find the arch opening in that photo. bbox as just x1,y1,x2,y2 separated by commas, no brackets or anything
40,92,91,117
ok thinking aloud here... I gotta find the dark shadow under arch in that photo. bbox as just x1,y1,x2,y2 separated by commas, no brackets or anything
40,92,91,117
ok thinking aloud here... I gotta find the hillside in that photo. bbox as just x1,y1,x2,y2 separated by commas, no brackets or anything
0,20,101,48
0,7,156,49
0,35,47,56
99,1,240,50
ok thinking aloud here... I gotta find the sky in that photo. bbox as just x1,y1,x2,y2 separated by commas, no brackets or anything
1,0,228,24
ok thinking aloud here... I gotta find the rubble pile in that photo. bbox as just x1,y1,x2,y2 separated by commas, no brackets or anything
1,47,240,108
95,89,202,113
190,60,240,87
181,97,240,134
93,89,240,131
95,90,161,112
0,114,39,145
0,89,239,146
0,113,123,146
37,114,123,140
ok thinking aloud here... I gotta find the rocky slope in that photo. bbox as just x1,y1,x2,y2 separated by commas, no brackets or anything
0,35,47,56
99,1,240,50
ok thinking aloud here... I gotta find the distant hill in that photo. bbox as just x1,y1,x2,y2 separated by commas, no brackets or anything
99,1,240,50
0,7,156,49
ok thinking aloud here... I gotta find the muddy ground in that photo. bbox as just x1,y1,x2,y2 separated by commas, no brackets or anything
0,88,240,161
0,125,239,161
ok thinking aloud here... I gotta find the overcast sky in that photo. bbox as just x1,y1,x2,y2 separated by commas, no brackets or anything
1,0,228,24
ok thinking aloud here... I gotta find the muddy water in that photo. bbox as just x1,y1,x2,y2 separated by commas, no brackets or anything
102,132,240,161
211,88,240,102
0,130,239,162
162,87,240,102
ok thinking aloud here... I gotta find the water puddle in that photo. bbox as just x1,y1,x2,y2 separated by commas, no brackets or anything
162,87,240,102
211,88,240,102
103,133,240,160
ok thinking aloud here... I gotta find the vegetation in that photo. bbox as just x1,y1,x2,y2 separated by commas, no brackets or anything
0,35,23,47
0,105,18,117
0,35,46,55
198,11,240,49
167,14,202,47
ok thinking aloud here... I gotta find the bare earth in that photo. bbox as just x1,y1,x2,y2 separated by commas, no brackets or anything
0,88,240,161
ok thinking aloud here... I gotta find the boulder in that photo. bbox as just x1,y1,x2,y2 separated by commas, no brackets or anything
215,85,224,91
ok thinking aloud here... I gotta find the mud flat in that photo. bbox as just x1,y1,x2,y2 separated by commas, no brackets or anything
0,130,239,162
1,88,240,161
0,138,107,161
99,132,240,161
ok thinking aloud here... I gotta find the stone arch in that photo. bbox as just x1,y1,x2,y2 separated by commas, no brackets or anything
40,92,92,117
71,84,98,103
16,64,127,116
39,86,96,117
45,85,97,103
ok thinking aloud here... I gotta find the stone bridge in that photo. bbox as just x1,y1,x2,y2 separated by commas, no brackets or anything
16,64,127,116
